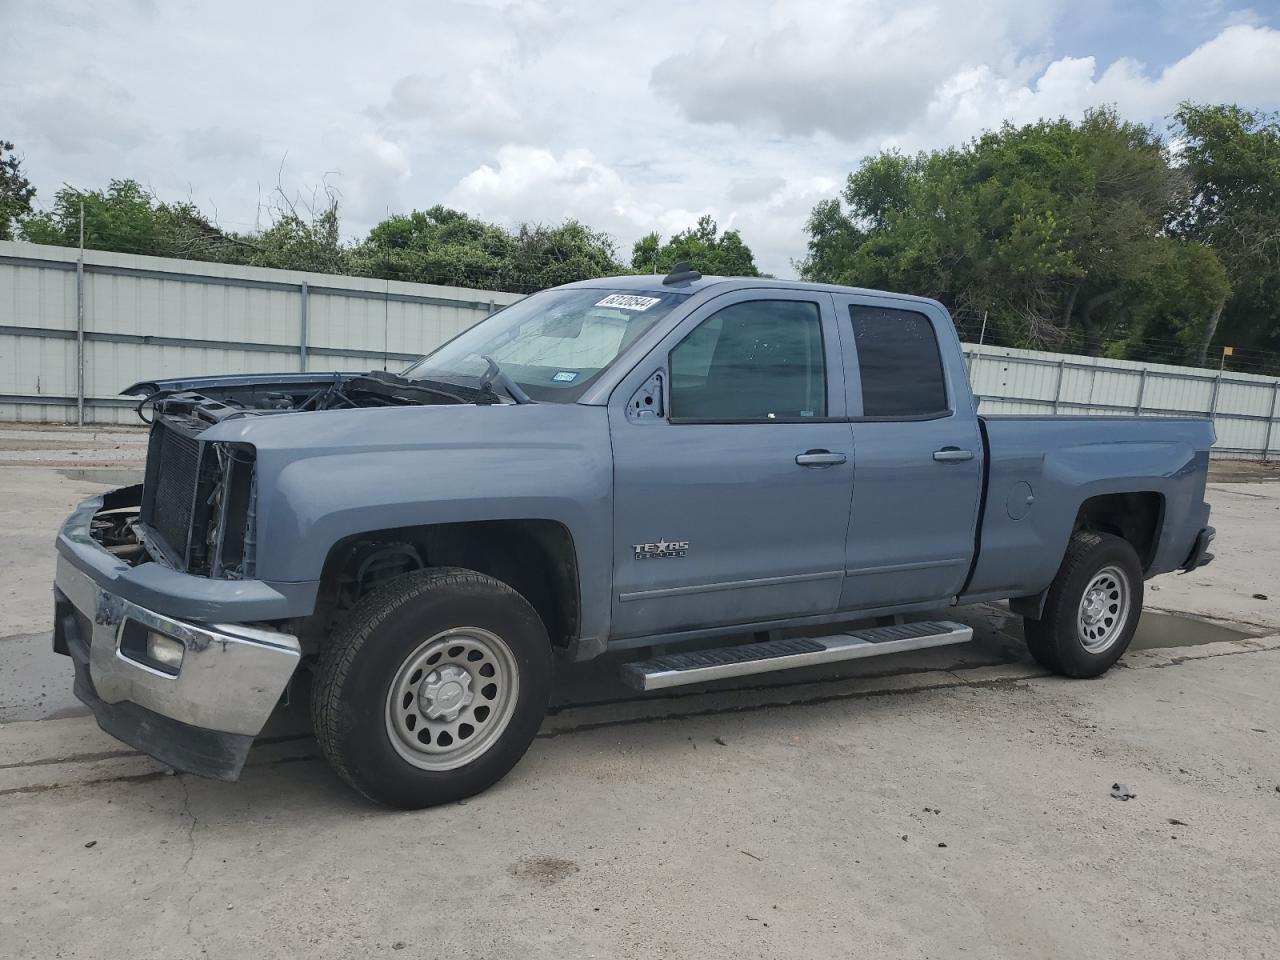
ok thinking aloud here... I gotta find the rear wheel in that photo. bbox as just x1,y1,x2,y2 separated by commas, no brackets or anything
312,567,552,808
1024,531,1143,678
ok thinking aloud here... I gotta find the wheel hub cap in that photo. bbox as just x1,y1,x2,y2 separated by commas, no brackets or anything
1076,566,1130,654
418,664,474,721
1083,589,1108,624
384,627,520,772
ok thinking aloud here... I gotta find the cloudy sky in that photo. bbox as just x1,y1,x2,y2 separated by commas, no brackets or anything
3,0,1279,276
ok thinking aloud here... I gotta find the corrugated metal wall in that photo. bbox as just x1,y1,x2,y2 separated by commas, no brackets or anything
965,344,1280,458
0,241,520,424
3,240,1278,457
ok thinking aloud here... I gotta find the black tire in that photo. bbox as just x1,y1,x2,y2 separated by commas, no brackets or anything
1023,531,1144,679
312,567,552,809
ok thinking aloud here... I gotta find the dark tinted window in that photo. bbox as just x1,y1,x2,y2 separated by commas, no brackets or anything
669,300,826,421
849,305,948,417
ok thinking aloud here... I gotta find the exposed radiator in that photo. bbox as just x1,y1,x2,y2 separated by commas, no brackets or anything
143,422,202,566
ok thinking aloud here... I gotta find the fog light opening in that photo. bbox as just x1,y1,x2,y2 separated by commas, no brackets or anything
146,631,185,671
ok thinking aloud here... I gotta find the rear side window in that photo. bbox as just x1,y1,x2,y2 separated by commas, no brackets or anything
669,299,826,421
848,305,948,418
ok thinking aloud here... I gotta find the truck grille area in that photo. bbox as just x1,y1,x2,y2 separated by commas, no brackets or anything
143,423,203,567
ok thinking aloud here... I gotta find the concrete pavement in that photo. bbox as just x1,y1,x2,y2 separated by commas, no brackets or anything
1,426,1278,959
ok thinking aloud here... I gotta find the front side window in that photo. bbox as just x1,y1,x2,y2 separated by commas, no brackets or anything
848,305,948,418
403,288,690,402
669,299,827,421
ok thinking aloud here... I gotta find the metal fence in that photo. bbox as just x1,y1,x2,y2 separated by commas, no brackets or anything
2,240,1278,458
965,344,1280,459
0,241,521,424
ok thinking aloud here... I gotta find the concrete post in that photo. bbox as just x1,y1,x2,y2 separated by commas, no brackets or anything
299,281,309,372
75,201,85,426
1265,381,1280,460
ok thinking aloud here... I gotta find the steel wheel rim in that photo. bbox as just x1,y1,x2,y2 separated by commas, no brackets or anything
1077,565,1130,653
385,627,519,771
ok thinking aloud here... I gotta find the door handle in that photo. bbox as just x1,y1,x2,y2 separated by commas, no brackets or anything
933,447,975,463
796,450,847,467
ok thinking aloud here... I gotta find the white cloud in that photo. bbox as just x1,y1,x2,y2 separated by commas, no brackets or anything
377,70,529,143
363,135,411,180
3,1,1279,277
1095,24,1280,115
17,70,147,155
445,145,708,246
448,146,626,217
906,24,1280,151
650,0,1066,140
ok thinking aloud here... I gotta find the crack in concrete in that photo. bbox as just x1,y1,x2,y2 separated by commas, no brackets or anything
0,747,140,771
180,777,210,959
0,754,318,797
1135,644,1280,669
0,732,314,772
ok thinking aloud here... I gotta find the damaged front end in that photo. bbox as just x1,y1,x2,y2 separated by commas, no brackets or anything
133,397,259,579
120,369,474,578
53,485,301,780
52,369,481,779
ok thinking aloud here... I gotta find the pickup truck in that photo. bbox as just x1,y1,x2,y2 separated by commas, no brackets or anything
52,266,1217,808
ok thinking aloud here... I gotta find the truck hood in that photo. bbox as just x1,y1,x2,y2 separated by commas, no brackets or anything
121,371,365,398
199,397,605,458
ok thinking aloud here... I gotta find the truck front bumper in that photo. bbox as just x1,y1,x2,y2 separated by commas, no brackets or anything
53,491,301,781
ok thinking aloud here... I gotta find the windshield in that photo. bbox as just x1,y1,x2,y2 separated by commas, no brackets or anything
402,288,690,401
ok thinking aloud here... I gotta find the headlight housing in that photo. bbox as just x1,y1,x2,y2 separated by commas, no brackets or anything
193,441,257,578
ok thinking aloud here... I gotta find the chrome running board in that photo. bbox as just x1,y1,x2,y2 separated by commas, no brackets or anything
620,620,973,692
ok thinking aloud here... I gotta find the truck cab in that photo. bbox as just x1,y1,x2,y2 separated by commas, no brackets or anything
53,267,1216,808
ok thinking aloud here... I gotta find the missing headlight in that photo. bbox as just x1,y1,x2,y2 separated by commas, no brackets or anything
196,442,256,578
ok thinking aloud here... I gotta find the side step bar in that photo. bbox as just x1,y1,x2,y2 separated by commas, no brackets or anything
620,620,973,692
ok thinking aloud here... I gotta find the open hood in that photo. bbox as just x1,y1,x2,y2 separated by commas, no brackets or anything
122,370,486,427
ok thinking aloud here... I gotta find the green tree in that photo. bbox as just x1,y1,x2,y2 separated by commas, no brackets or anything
238,191,350,274
630,215,761,276
800,108,1206,357
0,140,37,240
1107,237,1231,363
1169,102,1280,364
355,206,622,292
19,179,246,261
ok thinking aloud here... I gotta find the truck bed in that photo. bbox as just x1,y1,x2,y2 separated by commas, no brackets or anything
962,414,1215,603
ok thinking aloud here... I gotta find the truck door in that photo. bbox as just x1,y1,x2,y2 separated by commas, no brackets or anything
831,295,984,609
608,289,854,640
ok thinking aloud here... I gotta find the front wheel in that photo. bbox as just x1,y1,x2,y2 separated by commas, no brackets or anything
312,567,552,808
1024,531,1143,678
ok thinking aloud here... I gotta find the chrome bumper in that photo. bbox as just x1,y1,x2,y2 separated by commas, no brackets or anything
56,554,300,736
54,514,301,780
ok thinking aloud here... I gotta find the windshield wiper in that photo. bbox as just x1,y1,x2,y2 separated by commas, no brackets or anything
476,355,534,405
360,370,470,404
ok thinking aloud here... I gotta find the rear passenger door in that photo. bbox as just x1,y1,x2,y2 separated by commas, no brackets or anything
833,296,984,610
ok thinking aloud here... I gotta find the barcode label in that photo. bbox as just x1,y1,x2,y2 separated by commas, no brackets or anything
595,294,661,311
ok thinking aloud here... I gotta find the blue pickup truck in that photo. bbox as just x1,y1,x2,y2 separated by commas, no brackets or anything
53,266,1216,807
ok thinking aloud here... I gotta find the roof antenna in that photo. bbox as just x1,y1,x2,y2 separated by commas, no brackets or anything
663,261,701,285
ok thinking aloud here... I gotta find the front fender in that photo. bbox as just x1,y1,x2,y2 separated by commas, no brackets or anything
259,446,612,579
211,403,615,639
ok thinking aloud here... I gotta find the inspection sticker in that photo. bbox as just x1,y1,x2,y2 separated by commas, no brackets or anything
595,294,662,311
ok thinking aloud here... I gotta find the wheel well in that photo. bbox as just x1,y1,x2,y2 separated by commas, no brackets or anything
313,520,580,650
1073,492,1163,570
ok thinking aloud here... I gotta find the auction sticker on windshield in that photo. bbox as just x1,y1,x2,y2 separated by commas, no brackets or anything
595,294,662,311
